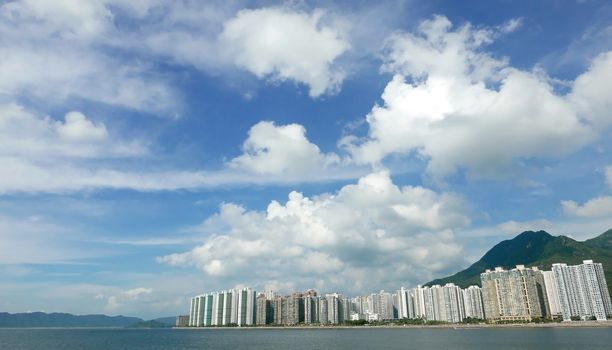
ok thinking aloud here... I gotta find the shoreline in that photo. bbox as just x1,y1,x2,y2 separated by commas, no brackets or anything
2,321,611,330
176,320,612,330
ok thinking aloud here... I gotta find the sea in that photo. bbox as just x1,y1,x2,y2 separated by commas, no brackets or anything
1,327,611,350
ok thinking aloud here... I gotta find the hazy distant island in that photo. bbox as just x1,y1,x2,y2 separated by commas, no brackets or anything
0,312,175,328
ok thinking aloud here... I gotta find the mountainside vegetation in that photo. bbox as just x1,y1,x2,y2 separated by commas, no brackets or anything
426,229,612,296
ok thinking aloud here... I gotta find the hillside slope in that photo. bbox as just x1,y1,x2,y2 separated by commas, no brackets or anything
426,229,612,295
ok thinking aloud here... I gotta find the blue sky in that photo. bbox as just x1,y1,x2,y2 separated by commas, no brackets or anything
1,0,611,319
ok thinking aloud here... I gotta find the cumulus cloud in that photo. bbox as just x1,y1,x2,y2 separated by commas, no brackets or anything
562,196,612,218
220,7,350,97
343,15,611,179
0,103,144,160
55,111,108,141
570,51,612,128
0,1,357,116
158,171,469,293
229,121,341,177
0,111,364,193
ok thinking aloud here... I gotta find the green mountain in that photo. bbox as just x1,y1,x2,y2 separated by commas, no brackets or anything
426,229,612,295
585,229,612,250
0,312,143,328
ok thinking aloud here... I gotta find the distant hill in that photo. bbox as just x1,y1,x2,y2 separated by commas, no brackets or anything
126,320,172,328
426,229,612,295
585,229,612,250
152,316,177,326
0,312,142,328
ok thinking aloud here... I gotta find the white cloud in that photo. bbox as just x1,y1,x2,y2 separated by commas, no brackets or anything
379,15,507,82
499,18,523,34
158,171,469,293
0,103,144,160
0,0,179,114
220,7,350,97
55,111,108,141
229,121,341,177
101,287,154,312
2,0,113,39
497,219,554,235
0,2,356,113
562,196,612,218
570,51,612,128
0,104,346,193
343,16,611,179
0,156,363,194
123,287,153,299
0,102,364,194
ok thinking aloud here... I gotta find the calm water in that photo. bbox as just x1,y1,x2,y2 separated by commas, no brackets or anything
1,327,611,350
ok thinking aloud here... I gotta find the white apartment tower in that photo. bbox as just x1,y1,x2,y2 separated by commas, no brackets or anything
542,270,562,317
462,285,485,319
396,287,413,319
552,260,612,321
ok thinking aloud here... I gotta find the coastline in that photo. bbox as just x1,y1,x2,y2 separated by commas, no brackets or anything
176,320,612,330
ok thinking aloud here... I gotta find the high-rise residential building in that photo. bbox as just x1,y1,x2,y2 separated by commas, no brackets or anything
236,288,256,326
256,294,272,325
189,293,215,327
542,270,562,317
176,315,190,327
188,288,256,327
189,295,202,326
441,283,465,323
462,285,485,320
369,291,395,320
223,290,235,325
481,265,550,322
264,290,277,300
319,297,329,324
341,297,351,323
422,285,438,321
552,260,612,321
420,284,465,322
304,294,319,324
396,287,414,319
325,293,341,324
211,291,222,325
412,285,426,319
272,296,286,325
286,292,304,325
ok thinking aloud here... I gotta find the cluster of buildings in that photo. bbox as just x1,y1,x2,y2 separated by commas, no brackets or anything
358,284,485,323
482,260,612,322
188,288,257,327
184,260,611,327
